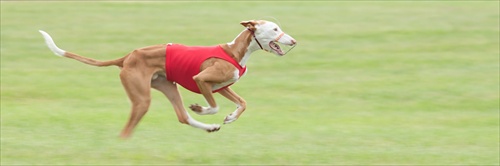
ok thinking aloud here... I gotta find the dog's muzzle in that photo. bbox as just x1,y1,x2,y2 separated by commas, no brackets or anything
269,40,296,56
270,32,296,56
250,28,296,56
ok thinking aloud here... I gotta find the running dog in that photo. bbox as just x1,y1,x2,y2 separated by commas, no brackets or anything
39,20,297,138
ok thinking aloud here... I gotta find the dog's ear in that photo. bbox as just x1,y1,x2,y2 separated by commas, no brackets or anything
240,20,258,31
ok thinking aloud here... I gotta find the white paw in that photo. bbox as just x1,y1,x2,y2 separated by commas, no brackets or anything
204,107,219,115
206,124,221,132
190,104,218,115
223,113,238,124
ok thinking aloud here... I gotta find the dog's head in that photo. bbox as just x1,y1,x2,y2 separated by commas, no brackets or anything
241,20,297,56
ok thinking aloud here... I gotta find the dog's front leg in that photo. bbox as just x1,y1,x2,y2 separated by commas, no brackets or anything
152,78,220,132
191,64,234,115
218,87,246,124
191,69,220,115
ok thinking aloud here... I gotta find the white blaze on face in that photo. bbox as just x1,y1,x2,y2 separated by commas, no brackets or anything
255,21,296,56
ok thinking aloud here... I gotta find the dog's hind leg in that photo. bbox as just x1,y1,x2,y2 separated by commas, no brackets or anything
119,69,153,138
151,76,221,132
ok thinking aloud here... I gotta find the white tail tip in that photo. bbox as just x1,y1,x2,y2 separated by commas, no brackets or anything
39,30,66,56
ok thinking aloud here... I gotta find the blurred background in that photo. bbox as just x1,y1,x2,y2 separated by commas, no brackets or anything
1,1,499,165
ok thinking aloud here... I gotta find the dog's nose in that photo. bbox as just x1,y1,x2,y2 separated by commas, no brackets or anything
291,39,297,45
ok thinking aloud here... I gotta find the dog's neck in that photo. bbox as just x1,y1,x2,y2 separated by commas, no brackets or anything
221,29,261,66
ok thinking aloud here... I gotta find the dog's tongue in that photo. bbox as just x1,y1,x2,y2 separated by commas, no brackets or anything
276,48,284,55
271,42,284,55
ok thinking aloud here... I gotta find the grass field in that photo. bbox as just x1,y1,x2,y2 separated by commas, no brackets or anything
1,1,499,165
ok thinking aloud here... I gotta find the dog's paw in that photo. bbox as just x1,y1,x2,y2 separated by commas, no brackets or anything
189,104,203,113
206,124,221,132
190,104,218,115
223,113,238,124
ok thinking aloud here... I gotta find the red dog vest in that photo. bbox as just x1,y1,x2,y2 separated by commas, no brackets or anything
165,44,247,94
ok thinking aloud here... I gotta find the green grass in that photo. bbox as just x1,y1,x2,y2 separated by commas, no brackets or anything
1,1,499,165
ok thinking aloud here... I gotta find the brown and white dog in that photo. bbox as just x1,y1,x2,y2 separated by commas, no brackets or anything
39,20,297,138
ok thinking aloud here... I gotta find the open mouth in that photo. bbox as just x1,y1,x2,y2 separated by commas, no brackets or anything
269,41,284,56
269,41,296,56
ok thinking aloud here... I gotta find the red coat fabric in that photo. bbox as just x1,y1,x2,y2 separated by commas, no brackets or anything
165,44,247,94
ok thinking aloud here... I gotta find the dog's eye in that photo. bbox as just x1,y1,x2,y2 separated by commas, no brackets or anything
273,28,278,31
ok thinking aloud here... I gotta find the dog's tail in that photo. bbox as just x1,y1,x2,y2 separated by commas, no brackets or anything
38,30,125,67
